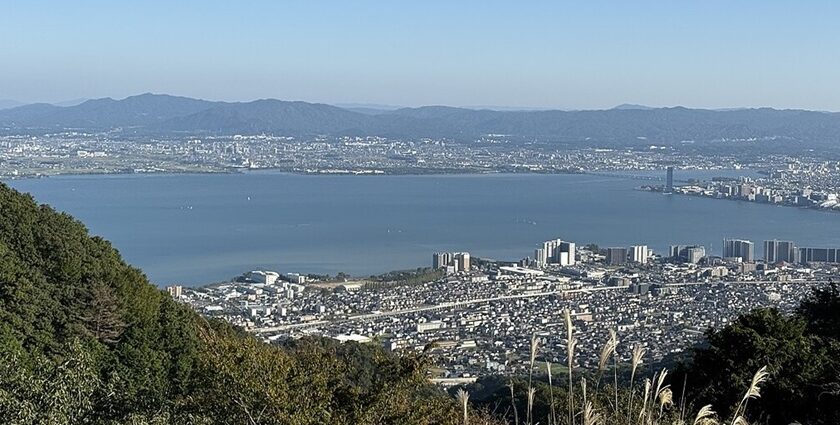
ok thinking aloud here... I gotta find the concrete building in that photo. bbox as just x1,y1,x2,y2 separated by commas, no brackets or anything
605,247,627,266
454,252,471,272
764,240,797,264
535,238,575,267
285,273,306,284
798,247,840,264
558,241,576,266
434,251,471,272
247,270,279,285
166,285,183,298
686,246,706,264
534,248,548,268
433,252,453,269
723,239,754,262
628,245,649,264
670,245,706,264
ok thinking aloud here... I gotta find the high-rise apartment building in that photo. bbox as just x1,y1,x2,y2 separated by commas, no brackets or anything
798,247,840,264
605,247,628,265
764,240,796,263
628,245,649,264
535,238,575,267
454,252,471,271
723,239,754,262
432,252,453,269
686,246,706,264
670,245,706,264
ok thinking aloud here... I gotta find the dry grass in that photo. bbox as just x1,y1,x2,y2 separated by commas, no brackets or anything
454,327,771,425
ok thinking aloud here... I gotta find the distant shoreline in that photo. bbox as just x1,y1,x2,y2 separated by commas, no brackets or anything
0,167,588,181
0,166,756,182
637,185,840,215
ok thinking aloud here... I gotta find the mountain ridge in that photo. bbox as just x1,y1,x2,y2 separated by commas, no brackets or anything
1,93,839,147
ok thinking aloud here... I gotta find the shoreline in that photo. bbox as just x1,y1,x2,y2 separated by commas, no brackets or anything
637,186,840,215
0,165,751,182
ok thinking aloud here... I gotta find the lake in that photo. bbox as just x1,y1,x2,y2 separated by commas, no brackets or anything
7,171,839,286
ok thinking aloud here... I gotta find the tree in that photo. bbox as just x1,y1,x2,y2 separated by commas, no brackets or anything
685,308,839,424
798,281,840,339
80,283,126,345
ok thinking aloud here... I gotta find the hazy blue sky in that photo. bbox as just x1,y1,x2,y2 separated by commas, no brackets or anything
2,0,839,110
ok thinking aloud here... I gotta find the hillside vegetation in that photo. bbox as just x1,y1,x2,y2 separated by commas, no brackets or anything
0,182,466,424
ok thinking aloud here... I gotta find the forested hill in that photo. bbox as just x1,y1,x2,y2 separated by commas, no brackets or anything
0,182,464,424
2,93,840,148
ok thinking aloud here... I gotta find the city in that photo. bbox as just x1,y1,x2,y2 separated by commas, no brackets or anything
647,164,840,213
171,234,838,384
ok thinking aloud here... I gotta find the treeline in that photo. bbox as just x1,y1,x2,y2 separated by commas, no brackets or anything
364,267,445,290
0,183,471,424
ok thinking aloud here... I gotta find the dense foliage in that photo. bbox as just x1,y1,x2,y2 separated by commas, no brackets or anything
0,183,464,424
684,284,840,424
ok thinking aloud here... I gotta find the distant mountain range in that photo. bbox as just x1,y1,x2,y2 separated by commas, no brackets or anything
2,93,839,147
0,98,88,110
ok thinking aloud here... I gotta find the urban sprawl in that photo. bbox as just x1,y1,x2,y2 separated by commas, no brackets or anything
170,235,839,384
5,131,840,383
4,132,840,213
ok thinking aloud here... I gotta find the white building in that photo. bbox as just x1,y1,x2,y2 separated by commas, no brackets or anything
629,245,649,264
247,270,279,285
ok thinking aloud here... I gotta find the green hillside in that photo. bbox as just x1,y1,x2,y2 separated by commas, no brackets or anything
0,182,464,424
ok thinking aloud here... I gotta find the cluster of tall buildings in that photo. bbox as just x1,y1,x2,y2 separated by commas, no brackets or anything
534,238,576,267
166,285,183,298
720,238,840,265
722,239,755,262
670,245,706,264
604,245,650,265
432,251,471,273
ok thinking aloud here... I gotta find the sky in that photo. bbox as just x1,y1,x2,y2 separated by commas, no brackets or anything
1,0,839,110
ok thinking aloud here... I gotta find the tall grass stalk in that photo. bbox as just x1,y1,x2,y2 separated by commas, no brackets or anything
729,366,768,425
639,378,651,424
564,308,577,425
527,334,540,425
652,368,670,422
693,405,717,425
613,333,619,423
508,379,519,425
679,373,688,424
582,401,601,425
546,360,556,425
582,377,588,421
527,387,537,425
627,345,646,425
456,388,470,425
657,387,672,423
596,330,617,394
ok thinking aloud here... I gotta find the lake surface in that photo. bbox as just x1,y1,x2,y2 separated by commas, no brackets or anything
7,171,839,286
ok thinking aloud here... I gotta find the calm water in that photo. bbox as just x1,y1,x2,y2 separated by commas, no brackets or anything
7,171,839,286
